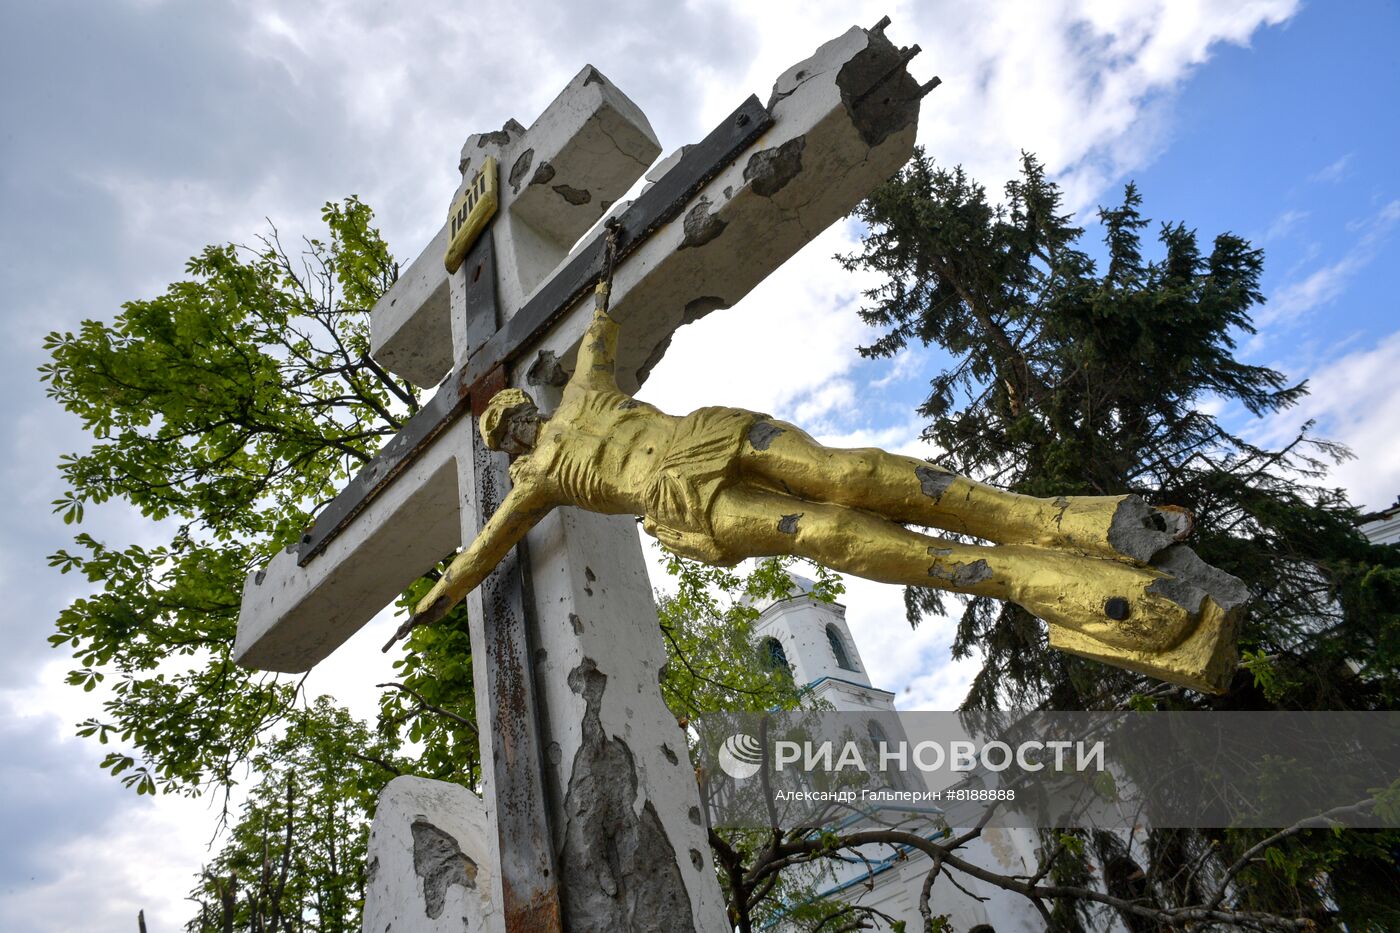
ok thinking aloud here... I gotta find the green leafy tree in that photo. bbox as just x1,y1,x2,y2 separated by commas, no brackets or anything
41,201,483,933
184,699,401,933
41,197,458,798
837,149,1400,930
657,552,843,720
841,152,1400,713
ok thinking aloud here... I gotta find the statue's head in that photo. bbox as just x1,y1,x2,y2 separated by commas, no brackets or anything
481,388,541,456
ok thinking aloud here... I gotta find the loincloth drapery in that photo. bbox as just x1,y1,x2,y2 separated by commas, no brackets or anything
642,406,762,564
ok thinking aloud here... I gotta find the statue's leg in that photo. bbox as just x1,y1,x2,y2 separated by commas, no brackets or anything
710,485,1244,692
739,419,1186,563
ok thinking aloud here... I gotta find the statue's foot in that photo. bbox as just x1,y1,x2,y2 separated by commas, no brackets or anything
1029,542,1249,694
1049,593,1244,694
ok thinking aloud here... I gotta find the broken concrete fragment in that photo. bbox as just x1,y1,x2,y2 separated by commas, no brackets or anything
411,819,478,919
363,776,502,933
678,196,726,249
743,136,806,197
834,30,923,147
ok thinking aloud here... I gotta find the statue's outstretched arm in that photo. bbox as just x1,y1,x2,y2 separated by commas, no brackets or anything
384,485,552,647
570,282,621,392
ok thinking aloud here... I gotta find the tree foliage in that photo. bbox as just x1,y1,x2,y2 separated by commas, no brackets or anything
40,201,483,930
40,198,432,797
841,149,1400,713
839,149,1400,929
185,699,400,933
656,552,844,720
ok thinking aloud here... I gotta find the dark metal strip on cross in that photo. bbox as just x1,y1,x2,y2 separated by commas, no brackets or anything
454,229,563,930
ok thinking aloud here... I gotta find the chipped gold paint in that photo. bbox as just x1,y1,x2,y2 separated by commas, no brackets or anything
412,285,1245,693
444,156,498,274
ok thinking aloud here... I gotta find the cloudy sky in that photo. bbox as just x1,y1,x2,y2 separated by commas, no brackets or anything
3,0,1398,928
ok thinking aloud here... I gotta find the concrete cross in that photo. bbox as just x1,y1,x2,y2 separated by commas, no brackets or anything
233,18,931,933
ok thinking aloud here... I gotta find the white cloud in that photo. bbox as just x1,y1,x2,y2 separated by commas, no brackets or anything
1261,208,1309,243
1262,253,1368,326
1310,152,1353,184
1257,198,1400,330
837,573,970,710
636,221,874,421
869,348,923,390
1259,331,1400,512
1,778,216,931
901,0,1300,210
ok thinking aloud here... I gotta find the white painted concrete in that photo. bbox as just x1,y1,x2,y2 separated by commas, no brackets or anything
234,419,468,672
363,776,504,933
372,65,662,388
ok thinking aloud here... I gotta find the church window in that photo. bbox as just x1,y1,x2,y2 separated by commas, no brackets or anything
761,636,790,672
826,624,856,670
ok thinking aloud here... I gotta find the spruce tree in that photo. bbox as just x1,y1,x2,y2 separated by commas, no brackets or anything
843,149,1400,714
842,149,1400,928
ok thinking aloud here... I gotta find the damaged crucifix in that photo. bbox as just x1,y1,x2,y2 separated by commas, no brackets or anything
232,15,1246,933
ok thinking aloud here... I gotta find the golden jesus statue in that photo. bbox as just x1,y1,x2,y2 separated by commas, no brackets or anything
398,278,1249,693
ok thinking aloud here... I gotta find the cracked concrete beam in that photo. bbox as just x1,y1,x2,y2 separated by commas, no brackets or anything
523,22,925,393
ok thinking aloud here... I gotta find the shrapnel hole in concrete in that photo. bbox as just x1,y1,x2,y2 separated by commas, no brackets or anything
559,659,698,932
742,135,806,198
678,196,727,250
410,819,478,919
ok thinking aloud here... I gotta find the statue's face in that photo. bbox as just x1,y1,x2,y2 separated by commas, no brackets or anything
499,411,541,457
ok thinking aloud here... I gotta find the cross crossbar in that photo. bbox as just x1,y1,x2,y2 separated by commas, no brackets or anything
296,96,771,567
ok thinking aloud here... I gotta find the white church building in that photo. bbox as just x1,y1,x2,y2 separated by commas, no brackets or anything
749,573,1043,933
1360,497,1400,546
